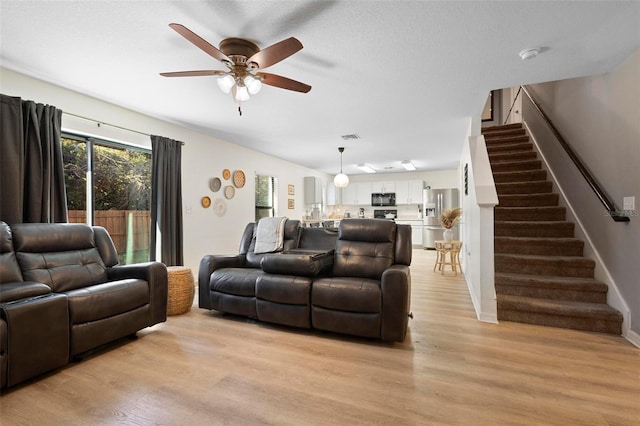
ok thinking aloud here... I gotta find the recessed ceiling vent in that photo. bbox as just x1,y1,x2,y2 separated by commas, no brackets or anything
341,134,361,140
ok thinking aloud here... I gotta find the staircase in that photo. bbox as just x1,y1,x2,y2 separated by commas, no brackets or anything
483,123,623,335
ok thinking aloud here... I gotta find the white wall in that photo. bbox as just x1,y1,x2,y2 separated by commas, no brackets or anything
460,116,498,322
1,68,329,274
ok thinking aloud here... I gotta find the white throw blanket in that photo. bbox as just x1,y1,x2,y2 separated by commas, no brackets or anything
254,216,288,254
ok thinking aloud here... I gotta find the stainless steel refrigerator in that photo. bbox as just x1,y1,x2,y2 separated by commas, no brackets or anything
422,188,459,249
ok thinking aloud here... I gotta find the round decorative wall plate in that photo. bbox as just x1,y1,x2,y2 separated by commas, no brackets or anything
209,177,221,192
224,185,235,199
201,196,211,208
233,170,246,188
213,198,226,217
222,169,231,180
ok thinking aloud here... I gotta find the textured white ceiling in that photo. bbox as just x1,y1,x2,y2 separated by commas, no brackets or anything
1,1,639,175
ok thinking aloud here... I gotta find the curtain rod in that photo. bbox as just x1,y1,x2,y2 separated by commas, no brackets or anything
63,111,185,145
63,111,150,136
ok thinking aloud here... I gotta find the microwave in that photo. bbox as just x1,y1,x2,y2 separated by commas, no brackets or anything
371,193,396,206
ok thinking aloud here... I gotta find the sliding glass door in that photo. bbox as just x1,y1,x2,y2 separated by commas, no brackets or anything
62,134,152,264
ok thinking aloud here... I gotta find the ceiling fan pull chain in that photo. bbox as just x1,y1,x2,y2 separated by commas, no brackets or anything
238,106,242,116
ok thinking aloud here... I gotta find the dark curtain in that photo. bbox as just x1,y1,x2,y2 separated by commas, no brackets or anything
0,94,67,224
150,135,183,266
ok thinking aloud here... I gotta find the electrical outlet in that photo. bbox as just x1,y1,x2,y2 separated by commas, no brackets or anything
623,196,635,211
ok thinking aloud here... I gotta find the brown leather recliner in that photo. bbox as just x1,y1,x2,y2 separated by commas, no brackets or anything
311,219,412,342
0,221,168,388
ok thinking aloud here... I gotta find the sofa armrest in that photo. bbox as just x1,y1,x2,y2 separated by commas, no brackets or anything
380,264,411,342
107,262,168,325
261,250,334,277
198,254,245,309
0,282,51,303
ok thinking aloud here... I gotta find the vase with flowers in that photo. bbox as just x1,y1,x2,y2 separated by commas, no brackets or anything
439,207,462,241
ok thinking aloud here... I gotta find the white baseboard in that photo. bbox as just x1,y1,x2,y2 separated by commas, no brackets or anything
624,329,640,348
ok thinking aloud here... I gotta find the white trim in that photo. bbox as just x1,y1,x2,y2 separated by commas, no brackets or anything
523,120,633,342
625,329,640,349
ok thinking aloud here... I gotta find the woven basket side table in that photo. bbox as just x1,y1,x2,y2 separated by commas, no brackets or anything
166,266,195,316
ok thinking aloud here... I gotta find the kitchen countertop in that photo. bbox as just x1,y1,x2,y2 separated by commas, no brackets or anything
395,217,424,222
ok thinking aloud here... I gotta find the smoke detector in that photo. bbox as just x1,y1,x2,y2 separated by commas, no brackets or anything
519,48,540,60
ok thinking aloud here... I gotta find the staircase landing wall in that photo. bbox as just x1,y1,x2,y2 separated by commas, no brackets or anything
524,51,639,342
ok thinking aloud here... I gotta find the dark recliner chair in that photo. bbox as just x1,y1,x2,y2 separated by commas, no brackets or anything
311,219,412,342
0,221,167,388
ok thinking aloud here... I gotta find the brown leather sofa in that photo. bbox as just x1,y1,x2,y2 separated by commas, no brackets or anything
0,221,168,389
199,218,412,342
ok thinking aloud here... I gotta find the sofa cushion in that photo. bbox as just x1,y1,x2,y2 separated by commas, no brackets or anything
0,282,51,303
66,279,149,324
256,274,312,305
332,219,396,280
17,249,108,292
12,223,108,292
298,227,338,251
312,277,382,313
210,268,263,297
260,250,334,277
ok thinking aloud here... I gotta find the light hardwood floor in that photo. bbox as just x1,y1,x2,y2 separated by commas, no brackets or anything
1,249,638,425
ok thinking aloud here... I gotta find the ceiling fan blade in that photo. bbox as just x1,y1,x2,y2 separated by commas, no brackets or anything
247,37,303,69
160,70,226,77
168,23,232,65
258,72,311,93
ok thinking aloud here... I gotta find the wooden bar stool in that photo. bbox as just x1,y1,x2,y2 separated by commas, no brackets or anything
433,240,463,275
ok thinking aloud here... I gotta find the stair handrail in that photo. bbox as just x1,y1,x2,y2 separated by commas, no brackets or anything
520,85,629,222
503,86,522,125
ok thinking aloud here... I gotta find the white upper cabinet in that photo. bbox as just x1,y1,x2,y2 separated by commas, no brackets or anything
341,182,372,205
326,182,341,206
304,176,323,204
357,182,372,205
337,180,423,206
371,181,395,193
407,180,424,204
395,180,424,204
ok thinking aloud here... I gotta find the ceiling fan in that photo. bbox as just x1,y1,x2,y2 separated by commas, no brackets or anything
160,23,311,114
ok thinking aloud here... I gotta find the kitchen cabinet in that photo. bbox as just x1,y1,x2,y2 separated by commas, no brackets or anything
357,182,372,205
342,182,371,205
407,180,424,204
371,181,395,193
396,219,423,246
341,184,358,205
304,176,323,204
395,180,424,205
326,182,341,206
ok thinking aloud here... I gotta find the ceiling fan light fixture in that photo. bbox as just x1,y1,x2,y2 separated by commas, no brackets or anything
235,85,250,102
401,160,416,171
217,74,235,93
334,147,349,188
244,75,262,94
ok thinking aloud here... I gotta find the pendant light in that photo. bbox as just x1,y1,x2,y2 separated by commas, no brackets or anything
334,147,349,188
